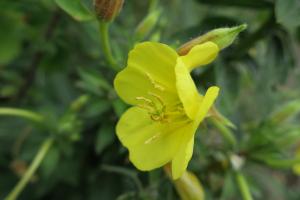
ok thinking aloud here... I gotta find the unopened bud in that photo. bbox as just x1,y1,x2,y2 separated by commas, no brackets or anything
178,24,247,56
164,165,205,200
94,0,124,22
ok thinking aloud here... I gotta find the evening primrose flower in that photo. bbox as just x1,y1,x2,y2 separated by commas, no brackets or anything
114,41,219,179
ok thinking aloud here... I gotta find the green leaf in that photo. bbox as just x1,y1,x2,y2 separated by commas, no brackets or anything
40,145,60,178
112,99,128,117
275,0,300,30
0,11,23,65
78,68,112,91
55,0,94,21
269,100,300,124
95,124,115,154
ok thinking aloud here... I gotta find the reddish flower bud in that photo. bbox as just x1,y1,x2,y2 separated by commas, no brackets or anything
94,0,124,22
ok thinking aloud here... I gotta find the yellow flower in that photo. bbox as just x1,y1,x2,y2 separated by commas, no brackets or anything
114,41,219,179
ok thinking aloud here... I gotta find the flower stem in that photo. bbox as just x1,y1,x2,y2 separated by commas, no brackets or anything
99,21,119,71
209,117,237,148
0,108,44,124
4,138,54,200
235,171,253,200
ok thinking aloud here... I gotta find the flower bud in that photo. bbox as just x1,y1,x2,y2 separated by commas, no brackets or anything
94,0,124,22
164,165,205,200
178,24,247,56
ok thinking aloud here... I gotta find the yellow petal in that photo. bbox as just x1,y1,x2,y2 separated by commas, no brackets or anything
175,58,202,120
171,128,194,179
116,106,185,171
114,42,179,105
171,86,219,179
127,42,177,89
180,42,219,71
114,67,178,106
193,86,219,126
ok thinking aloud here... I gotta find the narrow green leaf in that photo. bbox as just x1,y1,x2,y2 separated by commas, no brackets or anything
0,108,44,124
95,124,115,154
0,12,23,65
55,0,94,21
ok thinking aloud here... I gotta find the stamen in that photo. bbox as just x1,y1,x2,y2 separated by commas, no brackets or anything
146,73,165,91
135,75,185,123
145,133,161,144
137,104,154,112
136,96,156,107
148,92,165,108
151,114,162,121
165,110,182,116
136,96,152,104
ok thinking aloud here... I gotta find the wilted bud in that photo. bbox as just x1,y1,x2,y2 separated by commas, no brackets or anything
178,24,247,56
134,9,161,41
94,0,124,22
164,165,205,200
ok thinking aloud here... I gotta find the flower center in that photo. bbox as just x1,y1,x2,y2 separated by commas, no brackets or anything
135,73,184,123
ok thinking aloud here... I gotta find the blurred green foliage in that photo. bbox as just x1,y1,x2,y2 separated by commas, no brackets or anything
0,0,300,199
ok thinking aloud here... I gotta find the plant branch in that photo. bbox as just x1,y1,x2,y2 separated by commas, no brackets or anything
4,138,54,200
0,107,44,124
